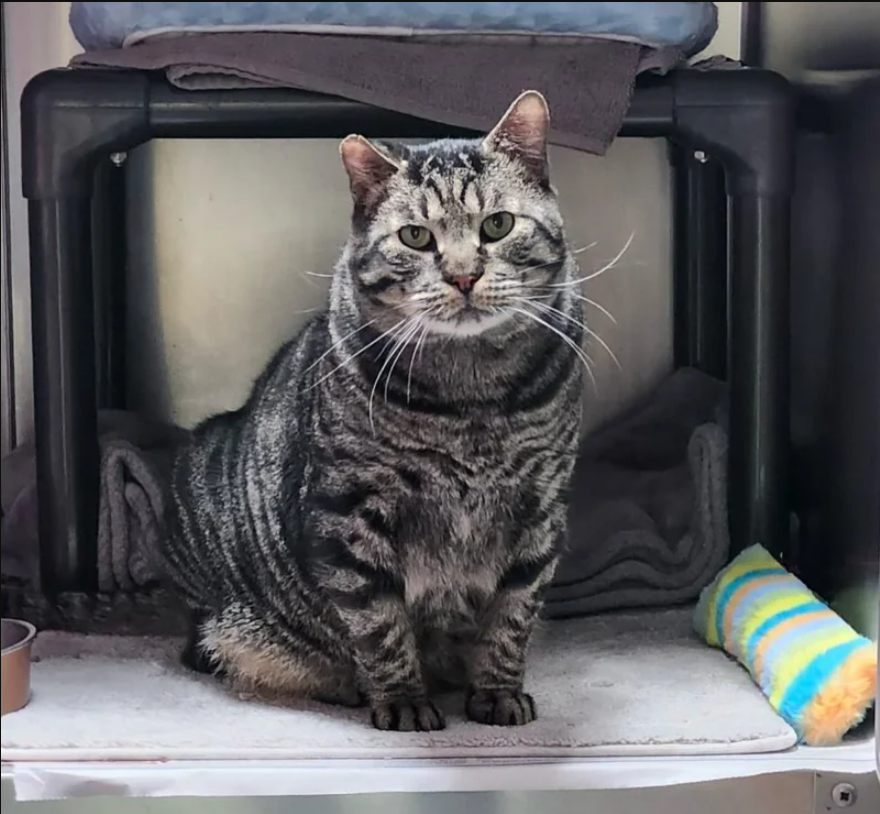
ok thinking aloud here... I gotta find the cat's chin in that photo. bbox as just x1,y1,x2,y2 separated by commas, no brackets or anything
424,311,512,338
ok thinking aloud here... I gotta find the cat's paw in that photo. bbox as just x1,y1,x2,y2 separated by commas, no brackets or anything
466,688,537,727
370,698,446,731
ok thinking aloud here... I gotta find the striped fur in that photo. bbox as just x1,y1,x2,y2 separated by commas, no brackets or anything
162,92,586,731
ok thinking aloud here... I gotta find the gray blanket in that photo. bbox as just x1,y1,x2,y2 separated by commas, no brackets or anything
546,366,729,618
1,367,729,619
70,33,685,156
0,410,187,592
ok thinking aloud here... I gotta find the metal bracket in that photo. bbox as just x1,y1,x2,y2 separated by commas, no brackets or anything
814,772,880,813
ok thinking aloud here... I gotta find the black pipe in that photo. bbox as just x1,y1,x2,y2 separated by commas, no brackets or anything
28,198,99,593
727,194,791,558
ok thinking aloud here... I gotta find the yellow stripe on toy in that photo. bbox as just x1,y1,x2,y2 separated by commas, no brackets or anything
694,544,877,746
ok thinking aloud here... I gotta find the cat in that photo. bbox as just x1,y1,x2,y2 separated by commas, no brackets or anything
161,90,586,732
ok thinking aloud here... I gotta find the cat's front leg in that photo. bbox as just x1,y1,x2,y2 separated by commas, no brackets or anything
349,596,445,732
313,534,445,732
467,523,562,727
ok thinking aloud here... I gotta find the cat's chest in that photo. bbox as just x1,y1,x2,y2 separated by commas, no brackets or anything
401,542,501,614
400,491,508,612
422,415,522,477
394,416,548,610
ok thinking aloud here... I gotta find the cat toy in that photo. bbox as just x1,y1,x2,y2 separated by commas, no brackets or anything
694,544,877,746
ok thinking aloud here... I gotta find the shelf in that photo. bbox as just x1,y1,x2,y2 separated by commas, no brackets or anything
3,735,876,801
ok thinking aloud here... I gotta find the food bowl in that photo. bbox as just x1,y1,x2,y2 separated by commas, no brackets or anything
1,618,37,715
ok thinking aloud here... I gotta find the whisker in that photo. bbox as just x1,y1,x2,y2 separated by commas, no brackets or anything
406,320,433,403
367,319,413,432
516,241,598,278
549,230,636,288
585,326,622,370
524,298,587,332
510,306,598,395
305,318,379,374
368,316,421,432
570,241,598,255
519,284,618,325
376,318,411,360
306,318,403,392
569,292,618,324
520,257,568,275
303,270,335,280
527,299,622,371
384,316,426,403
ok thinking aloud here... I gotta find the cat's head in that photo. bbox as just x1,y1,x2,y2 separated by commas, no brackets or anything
337,91,569,338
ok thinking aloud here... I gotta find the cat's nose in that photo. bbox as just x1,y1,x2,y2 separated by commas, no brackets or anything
448,271,483,295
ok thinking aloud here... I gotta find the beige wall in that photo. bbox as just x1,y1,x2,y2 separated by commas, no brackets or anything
2,3,745,444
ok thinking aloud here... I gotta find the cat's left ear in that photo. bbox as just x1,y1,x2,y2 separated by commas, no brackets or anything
339,135,402,215
482,90,550,183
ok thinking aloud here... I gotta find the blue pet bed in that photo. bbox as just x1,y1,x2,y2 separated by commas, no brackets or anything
70,2,718,55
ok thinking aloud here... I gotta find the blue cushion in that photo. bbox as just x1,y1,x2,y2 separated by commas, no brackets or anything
70,2,718,55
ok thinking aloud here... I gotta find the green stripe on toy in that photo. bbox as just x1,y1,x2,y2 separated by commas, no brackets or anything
694,544,877,746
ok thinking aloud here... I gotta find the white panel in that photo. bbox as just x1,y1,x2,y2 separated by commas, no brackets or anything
697,1,743,60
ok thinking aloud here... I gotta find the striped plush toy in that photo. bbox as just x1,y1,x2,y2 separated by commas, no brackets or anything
694,544,877,746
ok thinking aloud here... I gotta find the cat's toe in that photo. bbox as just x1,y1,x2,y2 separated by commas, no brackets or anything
466,688,537,727
370,698,446,731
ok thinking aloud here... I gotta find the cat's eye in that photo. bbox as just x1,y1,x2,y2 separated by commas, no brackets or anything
398,225,434,250
481,212,515,242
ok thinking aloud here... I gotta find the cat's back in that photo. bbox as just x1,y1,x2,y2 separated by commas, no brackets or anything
163,315,329,596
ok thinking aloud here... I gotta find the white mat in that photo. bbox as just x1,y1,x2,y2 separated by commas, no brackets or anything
1,608,797,762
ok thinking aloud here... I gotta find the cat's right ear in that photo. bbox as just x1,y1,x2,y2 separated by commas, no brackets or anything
339,135,401,215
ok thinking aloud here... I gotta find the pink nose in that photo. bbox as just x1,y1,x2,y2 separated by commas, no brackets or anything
449,273,481,294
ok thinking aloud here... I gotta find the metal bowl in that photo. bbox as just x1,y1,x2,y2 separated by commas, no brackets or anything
1,618,37,715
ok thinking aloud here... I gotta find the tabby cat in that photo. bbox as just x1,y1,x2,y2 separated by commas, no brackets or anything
162,90,586,731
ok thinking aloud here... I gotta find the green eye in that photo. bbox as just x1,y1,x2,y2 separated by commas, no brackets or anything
398,225,434,250
481,212,515,242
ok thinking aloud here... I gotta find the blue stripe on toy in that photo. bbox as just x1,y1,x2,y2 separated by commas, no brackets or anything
758,614,845,693
744,600,828,665
778,637,868,732
728,588,815,655
714,567,788,645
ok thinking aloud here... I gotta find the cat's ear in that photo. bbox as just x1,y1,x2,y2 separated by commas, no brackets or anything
482,90,550,182
339,135,402,213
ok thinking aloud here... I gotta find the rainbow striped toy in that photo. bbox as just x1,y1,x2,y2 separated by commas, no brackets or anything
694,544,877,746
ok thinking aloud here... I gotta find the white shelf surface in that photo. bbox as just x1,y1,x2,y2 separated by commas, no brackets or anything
3,735,876,801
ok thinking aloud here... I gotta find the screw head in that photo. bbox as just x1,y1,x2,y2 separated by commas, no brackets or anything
110,151,128,167
693,150,708,163
831,782,857,808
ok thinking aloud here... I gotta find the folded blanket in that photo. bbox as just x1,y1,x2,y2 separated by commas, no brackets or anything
69,2,719,53
546,367,730,618
69,1,719,154
96,412,189,592
0,411,188,593
70,32,685,156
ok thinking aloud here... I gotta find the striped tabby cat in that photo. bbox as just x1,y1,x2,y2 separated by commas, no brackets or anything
163,91,585,731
